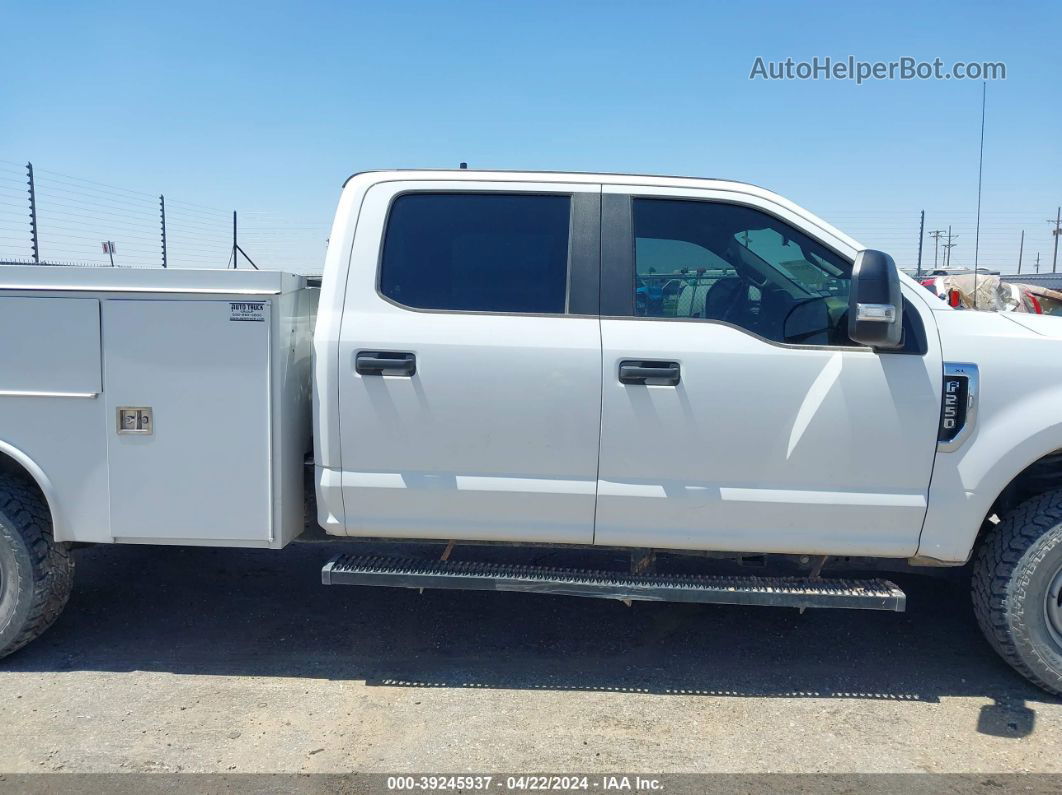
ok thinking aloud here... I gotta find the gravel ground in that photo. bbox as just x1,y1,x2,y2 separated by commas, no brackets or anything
0,541,1060,775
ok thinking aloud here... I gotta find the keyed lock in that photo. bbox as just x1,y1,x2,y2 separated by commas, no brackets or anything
117,407,153,435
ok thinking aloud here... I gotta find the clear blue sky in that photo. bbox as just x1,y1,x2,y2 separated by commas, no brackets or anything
1,0,1059,272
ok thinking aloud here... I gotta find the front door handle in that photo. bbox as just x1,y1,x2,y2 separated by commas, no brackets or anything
356,351,416,376
618,360,680,386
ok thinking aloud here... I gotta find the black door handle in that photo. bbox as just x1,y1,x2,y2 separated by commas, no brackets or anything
356,351,416,376
619,360,680,386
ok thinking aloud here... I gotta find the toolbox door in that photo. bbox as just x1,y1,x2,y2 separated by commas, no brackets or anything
103,298,273,543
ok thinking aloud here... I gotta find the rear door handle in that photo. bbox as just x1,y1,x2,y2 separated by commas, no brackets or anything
618,360,680,386
356,351,416,376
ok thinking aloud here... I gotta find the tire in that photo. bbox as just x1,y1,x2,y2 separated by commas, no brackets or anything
972,488,1062,696
0,473,74,659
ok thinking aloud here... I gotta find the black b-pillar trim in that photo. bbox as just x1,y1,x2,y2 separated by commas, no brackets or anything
600,193,634,317
568,192,601,316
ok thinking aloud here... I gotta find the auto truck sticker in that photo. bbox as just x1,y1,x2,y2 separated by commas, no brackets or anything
229,301,266,322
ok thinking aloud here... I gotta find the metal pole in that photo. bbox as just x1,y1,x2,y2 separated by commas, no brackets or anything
1052,206,1060,274
232,210,238,269
973,81,986,306
160,195,168,268
107,242,115,268
1017,230,1024,274
26,162,39,263
915,210,925,279
928,229,944,270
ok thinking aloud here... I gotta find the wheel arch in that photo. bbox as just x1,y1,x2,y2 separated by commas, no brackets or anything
982,447,1062,533
0,441,61,536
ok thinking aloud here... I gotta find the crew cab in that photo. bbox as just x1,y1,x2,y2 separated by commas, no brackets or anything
2,170,1061,696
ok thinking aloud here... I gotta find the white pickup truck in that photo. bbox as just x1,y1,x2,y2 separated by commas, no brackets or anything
2,170,1061,695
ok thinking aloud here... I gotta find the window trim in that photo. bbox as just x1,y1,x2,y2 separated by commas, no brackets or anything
604,192,926,355
374,189,600,318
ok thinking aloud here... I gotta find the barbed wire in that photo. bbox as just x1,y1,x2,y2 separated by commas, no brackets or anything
0,158,1052,272
0,159,328,271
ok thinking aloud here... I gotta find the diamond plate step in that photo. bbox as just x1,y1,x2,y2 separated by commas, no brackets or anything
321,554,906,612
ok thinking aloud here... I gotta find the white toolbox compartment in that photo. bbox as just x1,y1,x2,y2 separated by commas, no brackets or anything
0,267,314,547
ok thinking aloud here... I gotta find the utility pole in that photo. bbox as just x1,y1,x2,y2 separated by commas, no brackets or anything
1035,252,1041,274
26,162,39,263
928,229,945,270
159,195,168,269
1048,206,1061,273
915,210,925,279
1017,230,1024,274
943,226,958,269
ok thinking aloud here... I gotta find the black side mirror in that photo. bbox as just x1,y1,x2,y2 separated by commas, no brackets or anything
848,249,903,349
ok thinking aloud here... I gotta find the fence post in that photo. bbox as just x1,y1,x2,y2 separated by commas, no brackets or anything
230,210,258,270
26,162,39,263
159,194,168,268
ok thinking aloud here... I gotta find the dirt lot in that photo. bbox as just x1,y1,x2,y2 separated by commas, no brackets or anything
0,540,1060,775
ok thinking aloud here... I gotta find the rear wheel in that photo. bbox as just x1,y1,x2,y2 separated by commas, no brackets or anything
973,489,1062,695
0,474,74,659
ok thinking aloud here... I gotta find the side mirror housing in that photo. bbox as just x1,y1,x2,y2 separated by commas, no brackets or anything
848,249,903,349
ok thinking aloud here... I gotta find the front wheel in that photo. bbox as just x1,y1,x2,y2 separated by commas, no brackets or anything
973,489,1062,695
0,474,74,659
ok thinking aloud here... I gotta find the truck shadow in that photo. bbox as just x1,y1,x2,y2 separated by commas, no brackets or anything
4,542,1057,737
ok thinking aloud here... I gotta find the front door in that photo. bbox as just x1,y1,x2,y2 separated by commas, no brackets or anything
595,186,942,557
336,182,603,544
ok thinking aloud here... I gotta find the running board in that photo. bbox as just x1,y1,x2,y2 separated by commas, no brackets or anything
321,555,906,612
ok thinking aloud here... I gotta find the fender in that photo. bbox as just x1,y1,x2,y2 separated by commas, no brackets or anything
0,439,63,540
918,380,1062,563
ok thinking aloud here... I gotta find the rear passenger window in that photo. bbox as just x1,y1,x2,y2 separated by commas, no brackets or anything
380,193,571,313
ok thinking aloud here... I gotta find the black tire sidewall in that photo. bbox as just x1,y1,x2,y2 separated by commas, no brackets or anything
0,519,34,653
1010,530,1062,686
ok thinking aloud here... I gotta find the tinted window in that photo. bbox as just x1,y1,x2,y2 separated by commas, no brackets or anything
633,199,852,346
381,193,571,313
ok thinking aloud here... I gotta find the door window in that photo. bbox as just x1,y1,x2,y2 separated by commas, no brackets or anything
380,193,571,314
633,198,852,346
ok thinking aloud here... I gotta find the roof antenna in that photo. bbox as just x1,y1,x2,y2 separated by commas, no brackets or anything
459,162,468,169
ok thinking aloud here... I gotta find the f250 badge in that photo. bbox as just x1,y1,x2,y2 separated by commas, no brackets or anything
940,376,967,436
938,363,979,451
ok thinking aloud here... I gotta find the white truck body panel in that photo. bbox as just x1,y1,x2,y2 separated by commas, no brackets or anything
597,318,940,556
0,297,102,397
917,309,1062,562
330,180,601,543
0,267,313,547
103,299,273,543
595,183,943,557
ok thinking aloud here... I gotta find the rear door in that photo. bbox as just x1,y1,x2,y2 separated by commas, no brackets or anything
336,181,602,543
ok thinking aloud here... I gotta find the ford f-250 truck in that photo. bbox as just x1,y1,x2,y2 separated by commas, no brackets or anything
2,170,1061,696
